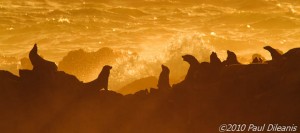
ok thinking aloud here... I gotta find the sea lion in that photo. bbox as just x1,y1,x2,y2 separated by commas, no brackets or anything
29,44,57,72
157,65,171,90
263,46,283,61
223,50,240,66
85,65,112,91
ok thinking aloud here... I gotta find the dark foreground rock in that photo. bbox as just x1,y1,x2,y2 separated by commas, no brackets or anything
0,45,299,133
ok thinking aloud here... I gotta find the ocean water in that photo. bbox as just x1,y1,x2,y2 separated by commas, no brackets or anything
0,0,300,90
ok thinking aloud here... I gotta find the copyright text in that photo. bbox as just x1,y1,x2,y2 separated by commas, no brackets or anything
219,124,298,132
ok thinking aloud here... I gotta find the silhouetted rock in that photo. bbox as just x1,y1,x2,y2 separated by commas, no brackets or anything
263,45,283,61
29,44,58,72
1,45,300,133
150,87,160,94
118,76,157,95
134,89,149,97
19,69,34,80
84,65,112,91
223,50,240,66
0,70,20,97
157,65,171,90
0,70,19,82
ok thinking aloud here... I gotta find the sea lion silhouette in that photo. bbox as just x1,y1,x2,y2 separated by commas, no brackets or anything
29,44,57,72
223,50,240,66
157,65,171,90
263,46,283,61
210,52,222,65
85,65,112,91
182,54,200,81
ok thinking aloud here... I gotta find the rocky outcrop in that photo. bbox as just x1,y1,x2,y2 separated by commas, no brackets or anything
0,44,300,133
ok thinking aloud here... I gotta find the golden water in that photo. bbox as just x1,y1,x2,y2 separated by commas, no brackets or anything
0,0,300,91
